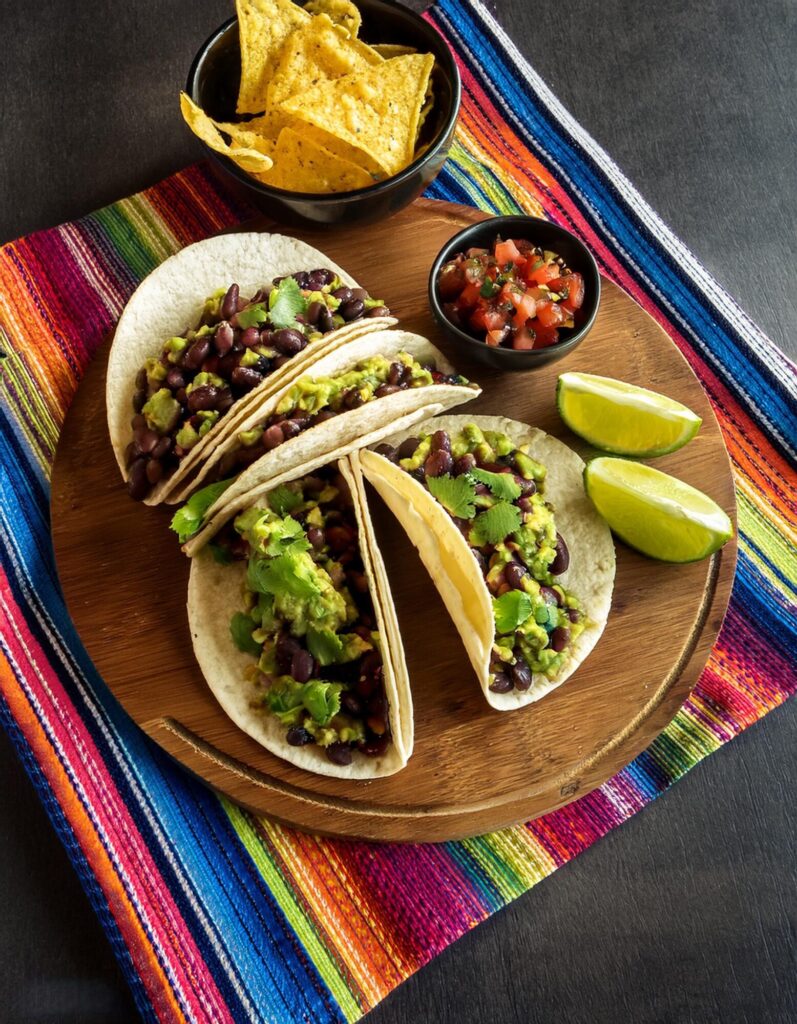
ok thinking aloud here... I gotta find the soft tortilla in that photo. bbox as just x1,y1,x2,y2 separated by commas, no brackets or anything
357,414,616,710
177,329,479,549
187,456,411,778
106,231,380,505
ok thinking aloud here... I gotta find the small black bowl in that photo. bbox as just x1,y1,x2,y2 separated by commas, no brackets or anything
428,215,601,371
186,0,461,228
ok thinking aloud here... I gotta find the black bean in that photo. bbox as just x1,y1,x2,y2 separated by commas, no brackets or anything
342,388,364,410
276,634,301,673
217,388,234,413
453,453,476,476
221,283,239,321
374,383,400,398
567,608,581,624
397,436,420,460
511,660,532,691
360,735,390,757
183,336,210,370
424,449,453,477
135,428,159,454
124,442,136,467
187,385,219,412
145,459,163,485
550,533,570,575
262,424,285,450
551,626,571,653
540,585,562,606
430,429,451,454
306,269,330,291
339,298,365,321
387,361,404,386
165,368,185,391
314,409,336,424
332,286,352,302
340,691,364,717
241,327,261,348
312,268,336,286
126,458,150,501
505,562,527,590
305,301,324,326
231,366,263,393
272,328,305,355
326,525,354,552
318,306,336,332
131,413,147,431
290,271,310,289
151,436,172,460
326,742,353,766
367,305,390,318
132,389,146,413
489,672,512,694
280,419,302,440
518,496,534,514
350,287,369,302
307,526,325,550
135,367,147,390
214,321,234,355
286,727,313,747
518,476,537,496
373,443,398,462
273,355,290,369
291,649,314,684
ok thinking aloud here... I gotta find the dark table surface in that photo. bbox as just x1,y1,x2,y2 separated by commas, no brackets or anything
1,1,795,1022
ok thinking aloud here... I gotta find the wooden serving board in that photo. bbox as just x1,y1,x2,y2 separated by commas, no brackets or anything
51,199,737,842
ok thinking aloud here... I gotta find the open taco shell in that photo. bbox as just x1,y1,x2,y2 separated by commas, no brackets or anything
357,414,616,710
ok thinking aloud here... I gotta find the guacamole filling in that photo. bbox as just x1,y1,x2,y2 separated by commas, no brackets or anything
214,352,474,480
374,424,586,694
126,271,389,501
211,466,393,766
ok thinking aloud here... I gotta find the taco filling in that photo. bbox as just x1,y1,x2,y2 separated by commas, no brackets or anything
373,423,586,693
213,351,473,480
209,466,394,766
126,270,388,501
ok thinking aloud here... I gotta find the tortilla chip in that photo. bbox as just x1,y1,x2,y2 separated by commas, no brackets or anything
372,43,417,58
236,0,310,114
301,123,384,178
267,13,382,111
180,94,274,172
254,126,374,192
303,0,362,36
280,53,435,177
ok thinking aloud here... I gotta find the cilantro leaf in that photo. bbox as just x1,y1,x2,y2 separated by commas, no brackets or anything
306,627,344,667
262,516,310,558
427,473,477,519
469,467,521,501
469,501,522,546
267,682,305,725
235,303,269,329
493,591,533,634
230,612,262,657
301,681,342,726
170,478,235,542
247,552,321,600
268,277,308,330
268,483,303,517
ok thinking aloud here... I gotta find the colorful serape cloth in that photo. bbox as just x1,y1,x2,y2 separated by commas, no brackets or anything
1,0,795,1020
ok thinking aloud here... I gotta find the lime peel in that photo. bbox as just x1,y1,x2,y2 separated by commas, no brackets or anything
557,372,702,457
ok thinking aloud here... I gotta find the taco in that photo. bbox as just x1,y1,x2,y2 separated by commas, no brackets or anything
187,457,412,777
177,329,480,555
356,415,616,710
107,231,394,505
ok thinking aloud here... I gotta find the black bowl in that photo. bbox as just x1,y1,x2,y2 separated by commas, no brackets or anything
428,216,601,371
186,0,461,228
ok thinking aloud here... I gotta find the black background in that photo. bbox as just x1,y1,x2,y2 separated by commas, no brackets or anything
1,1,795,1022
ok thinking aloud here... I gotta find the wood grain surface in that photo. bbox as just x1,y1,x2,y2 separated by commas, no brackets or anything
50,199,737,842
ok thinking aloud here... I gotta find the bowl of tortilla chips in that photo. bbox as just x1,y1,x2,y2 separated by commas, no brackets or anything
184,0,461,227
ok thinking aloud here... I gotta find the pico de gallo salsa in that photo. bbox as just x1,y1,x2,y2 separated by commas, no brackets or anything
436,238,585,351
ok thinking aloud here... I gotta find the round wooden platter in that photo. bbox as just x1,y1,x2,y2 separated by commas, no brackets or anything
51,199,737,843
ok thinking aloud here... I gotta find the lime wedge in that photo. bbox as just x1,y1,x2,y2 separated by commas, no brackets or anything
584,457,733,562
557,372,702,457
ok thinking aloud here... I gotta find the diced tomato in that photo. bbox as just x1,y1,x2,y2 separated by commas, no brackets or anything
462,256,487,284
499,281,524,308
494,239,523,266
526,260,560,286
457,280,482,310
512,327,536,350
549,272,585,312
469,304,508,333
437,261,465,301
486,328,507,347
534,300,565,328
511,291,537,328
531,323,559,348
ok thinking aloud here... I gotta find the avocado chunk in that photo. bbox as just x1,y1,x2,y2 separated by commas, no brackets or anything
142,388,181,434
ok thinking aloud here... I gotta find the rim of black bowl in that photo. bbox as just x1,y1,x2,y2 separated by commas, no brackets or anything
185,2,462,203
427,214,601,360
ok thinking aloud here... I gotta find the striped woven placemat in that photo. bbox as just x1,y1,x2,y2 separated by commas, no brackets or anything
1,1,794,1020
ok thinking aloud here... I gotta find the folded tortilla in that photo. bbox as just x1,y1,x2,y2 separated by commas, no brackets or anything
107,230,394,505
187,456,413,778
357,414,616,710
180,330,480,555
